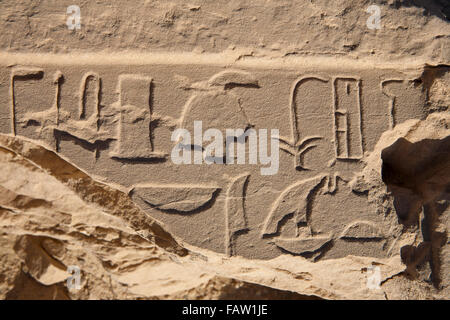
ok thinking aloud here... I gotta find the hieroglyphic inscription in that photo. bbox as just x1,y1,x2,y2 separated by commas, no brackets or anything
225,173,250,256
0,56,428,259
10,67,44,136
79,72,101,121
332,77,363,160
110,74,166,160
279,76,328,171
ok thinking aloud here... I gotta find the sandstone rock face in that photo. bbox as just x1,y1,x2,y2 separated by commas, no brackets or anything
0,0,449,299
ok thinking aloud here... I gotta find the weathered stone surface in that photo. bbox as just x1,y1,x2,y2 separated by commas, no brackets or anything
0,0,449,299
0,113,448,299
0,0,449,64
0,53,437,260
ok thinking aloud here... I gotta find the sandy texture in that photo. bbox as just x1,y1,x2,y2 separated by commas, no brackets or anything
0,0,449,299
0,111,448,299
0,0,449,64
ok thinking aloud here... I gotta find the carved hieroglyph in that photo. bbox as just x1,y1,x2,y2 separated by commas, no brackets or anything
0,53,429,260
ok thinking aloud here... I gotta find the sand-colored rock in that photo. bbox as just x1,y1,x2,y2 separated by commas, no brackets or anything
0,111,448,299
0,0,448,299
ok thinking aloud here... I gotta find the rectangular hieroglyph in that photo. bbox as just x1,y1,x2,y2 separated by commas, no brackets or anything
0,53,427,259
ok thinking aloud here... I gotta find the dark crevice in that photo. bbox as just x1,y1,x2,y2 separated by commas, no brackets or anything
391,0,450,21
381,136,450,288
223,82,260,91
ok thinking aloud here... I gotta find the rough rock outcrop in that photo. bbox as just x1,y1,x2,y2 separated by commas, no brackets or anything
0,111,448,299
0,0,449,300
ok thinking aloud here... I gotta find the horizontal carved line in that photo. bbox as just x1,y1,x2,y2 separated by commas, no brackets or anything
0,52,431,71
